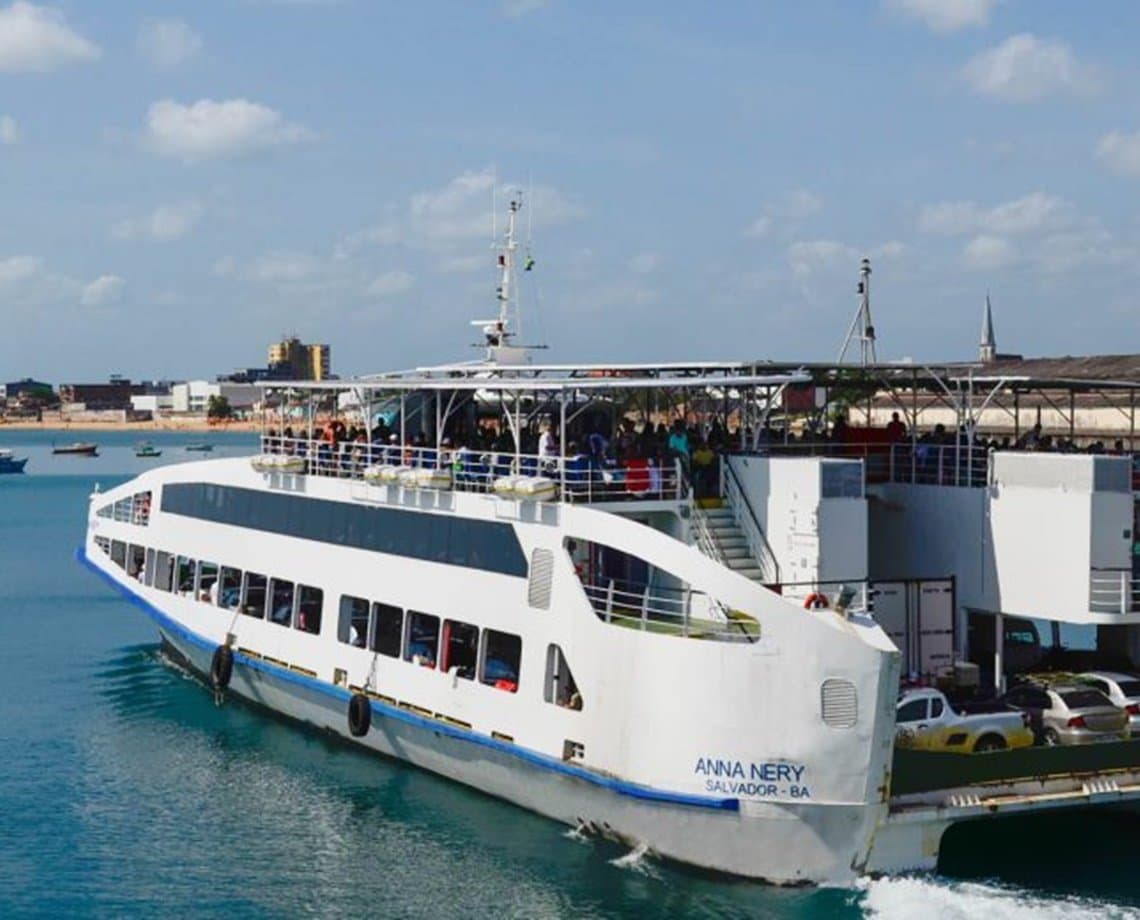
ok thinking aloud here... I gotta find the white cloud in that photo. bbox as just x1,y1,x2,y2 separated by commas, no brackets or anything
786,239,902,277
745,189,823,238
409,170,585,242
366,270,415,298
340,169,586,259
0,1,99,72
81,274,125,307
884,0,999,33
1096,130,1140,178
961,34,1095,103
214,251,321,284
144,98,314,162
500,0,550,17
628,252,662,274
137,19,201,70
918,192,1067,236
0,254,40,285
438,254,484,274
114,202,203,242
962,235,1016,271
0,114,17,144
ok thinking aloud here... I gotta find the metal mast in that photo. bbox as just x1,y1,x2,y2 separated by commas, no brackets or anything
837,258,877,366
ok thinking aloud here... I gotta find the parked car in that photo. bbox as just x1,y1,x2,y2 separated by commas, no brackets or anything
1078,671,1140,731
1001,679,1130,745
895,688,1034,753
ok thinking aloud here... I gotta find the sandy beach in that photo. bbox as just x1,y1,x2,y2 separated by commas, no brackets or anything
0,417,260,433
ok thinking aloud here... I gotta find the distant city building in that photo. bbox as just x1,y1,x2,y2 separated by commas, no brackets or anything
130,394,175,415
59,377,144,411
1,378,54,402
268,336,331,381
171,380,259,414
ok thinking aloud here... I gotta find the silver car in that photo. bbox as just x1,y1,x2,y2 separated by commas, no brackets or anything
1079,671,1140,731
1001,681,1129,745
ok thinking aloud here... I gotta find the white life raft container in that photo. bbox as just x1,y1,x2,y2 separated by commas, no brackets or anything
415,468,453,490
512,476,557,502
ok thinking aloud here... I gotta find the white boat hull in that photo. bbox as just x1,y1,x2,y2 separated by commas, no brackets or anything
157,617,884,884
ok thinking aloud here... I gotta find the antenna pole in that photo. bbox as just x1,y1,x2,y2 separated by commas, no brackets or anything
837,258,877,366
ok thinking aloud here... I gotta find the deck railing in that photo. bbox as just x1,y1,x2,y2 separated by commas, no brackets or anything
754,441,992,488
257,435,686,503
579,578,757,642
1089,568,1140,614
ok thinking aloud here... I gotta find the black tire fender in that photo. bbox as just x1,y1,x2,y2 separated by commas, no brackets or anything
210,645,234,690
348,693,372,738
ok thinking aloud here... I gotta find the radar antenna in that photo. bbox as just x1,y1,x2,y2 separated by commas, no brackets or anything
837,258,877,366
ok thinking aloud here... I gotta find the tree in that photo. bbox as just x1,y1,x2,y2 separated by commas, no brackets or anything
207,395,233,420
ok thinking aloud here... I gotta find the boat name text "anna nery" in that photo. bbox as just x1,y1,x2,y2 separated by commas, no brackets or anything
694,758,811,799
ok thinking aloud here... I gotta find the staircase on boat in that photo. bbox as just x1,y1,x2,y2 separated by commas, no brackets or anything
696,504,772,583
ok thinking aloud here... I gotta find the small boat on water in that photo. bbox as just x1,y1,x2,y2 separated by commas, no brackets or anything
185,443,213,453
0,448,28,474
135,442,162,458
53,442,98,456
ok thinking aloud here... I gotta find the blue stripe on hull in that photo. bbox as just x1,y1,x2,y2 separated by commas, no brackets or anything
77,547,739,813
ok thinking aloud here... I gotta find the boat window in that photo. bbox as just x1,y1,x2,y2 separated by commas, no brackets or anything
94,536,111,556
268,578,295,627
441,620,479,680
219,567,243,610
175,557,196,596
297,585,323,635
544,644,582,710
96,502,112,519
372,603,403,657
132,491,152,526
897,699,927,723
242,572,267,618
144,548,156,586
111,540,126,570
153,551,174,593
127,544,145,581
161,483,528,578
481,630,521,692
338,595,370,647
405,611,439,668
197,562,218,603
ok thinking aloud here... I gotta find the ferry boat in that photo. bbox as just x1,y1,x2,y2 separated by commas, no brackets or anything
54,442,98,456
0,448,28,474
81,200,1140,884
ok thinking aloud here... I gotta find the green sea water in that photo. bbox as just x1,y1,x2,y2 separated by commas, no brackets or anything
2,430,1139,918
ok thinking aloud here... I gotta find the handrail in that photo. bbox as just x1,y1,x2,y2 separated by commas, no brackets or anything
256,435,685,505
722,456,781,583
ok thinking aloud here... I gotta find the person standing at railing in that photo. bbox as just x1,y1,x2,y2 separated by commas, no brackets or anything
691,438,716,499
667,420,689,469
886,412,906,442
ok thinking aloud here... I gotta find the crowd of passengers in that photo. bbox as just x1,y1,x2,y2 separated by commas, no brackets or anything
261,409,1137,497
262,415,741,498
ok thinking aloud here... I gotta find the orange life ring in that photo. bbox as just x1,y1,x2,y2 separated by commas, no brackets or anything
803,592,829,610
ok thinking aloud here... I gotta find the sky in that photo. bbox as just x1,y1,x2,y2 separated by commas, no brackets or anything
3,0,1140,382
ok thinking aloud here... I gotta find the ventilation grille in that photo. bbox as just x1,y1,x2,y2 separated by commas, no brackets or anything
820,678,858,728
528,548,554,609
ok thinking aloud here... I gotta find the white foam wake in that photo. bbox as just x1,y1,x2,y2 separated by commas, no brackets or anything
858,876,1140,920
609,841,659,877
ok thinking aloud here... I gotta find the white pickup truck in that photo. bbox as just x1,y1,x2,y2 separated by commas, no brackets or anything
896,687,1035,753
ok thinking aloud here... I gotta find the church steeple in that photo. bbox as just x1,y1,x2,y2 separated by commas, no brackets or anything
980,293,996,363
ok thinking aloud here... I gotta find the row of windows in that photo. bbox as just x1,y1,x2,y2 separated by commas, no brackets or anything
336,593,582,708
336,595,522,691
160,483,528,577
96,491,152,526
95,536,583,711
103,539,323,636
